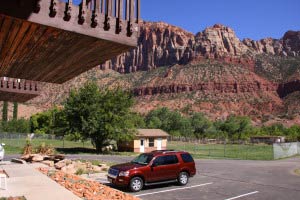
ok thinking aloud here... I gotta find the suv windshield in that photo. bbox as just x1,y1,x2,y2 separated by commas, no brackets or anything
131,153,153,165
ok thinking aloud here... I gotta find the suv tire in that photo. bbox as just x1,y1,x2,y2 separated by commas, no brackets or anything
178,172,189,185
129,177,144,192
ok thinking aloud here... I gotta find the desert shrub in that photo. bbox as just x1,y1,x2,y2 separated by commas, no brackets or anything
23,140,33,155
36,142,54,155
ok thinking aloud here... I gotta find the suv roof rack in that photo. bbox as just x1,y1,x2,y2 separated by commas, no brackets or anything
151,149,179,154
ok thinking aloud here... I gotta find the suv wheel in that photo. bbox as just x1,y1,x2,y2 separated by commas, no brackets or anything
129,177,143,192
178,172,189,185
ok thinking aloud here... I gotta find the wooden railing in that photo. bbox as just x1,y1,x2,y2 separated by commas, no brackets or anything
0,77,39,94
46,0,140,36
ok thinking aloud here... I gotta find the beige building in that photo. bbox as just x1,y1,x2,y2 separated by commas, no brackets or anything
118,129,169,153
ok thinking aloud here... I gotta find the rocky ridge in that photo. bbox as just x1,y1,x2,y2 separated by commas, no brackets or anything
14,22,300,121
102,22,300,73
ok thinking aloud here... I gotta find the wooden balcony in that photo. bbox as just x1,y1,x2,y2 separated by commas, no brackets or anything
0,77,40,102
0,0,140,84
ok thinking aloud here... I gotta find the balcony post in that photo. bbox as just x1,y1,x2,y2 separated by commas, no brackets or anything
136,0,140,23
49,0,58,17
91,0,99,28
127,0,134,36
78,0,87,24
63,0,73,21
104,0,112,30
116,0,123,33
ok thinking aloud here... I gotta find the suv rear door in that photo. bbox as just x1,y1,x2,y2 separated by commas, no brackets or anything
149,154,180,182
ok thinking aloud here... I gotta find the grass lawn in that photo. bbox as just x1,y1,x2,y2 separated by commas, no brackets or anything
2,138,274,160
168,141,274,160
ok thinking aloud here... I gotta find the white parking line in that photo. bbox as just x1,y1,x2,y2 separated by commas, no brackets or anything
135,182,213,197
224,191,259,200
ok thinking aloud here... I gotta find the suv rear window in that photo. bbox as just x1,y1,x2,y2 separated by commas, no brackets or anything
180,153,194,163
154,155,179,166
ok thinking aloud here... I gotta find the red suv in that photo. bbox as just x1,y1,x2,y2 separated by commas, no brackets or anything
107,150,196,192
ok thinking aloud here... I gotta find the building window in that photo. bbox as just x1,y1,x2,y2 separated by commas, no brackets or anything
149,138,154,147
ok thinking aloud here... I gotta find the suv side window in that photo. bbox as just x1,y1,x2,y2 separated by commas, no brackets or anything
180,153,194,163
153,155,179,166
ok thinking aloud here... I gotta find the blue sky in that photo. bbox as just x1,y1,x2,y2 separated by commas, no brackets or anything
141,0,300,40
72,0,300,40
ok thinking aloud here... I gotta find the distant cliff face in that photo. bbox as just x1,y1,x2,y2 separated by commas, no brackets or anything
243,30,300,57
19,22,300,122
102,22,300,73
101,22,195,73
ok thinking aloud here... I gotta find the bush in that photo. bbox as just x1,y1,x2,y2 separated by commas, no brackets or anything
0,119,30,133
36,142,54,155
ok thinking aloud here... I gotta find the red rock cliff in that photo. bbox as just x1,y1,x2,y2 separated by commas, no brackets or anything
102,22,300,73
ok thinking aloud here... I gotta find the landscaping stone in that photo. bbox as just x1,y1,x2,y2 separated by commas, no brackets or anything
42,160,55,167
31,154,46,162
39,168,140,200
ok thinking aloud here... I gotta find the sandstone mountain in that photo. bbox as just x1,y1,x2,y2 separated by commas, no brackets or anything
102,22,300,73
12,22,300,124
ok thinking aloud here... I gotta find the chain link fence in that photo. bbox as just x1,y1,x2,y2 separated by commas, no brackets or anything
0,132,92,152
168,136,274,160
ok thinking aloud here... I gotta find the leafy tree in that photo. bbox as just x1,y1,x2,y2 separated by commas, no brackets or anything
0,118,30,133
190,112,212,139
146,116,162,129
30,108,60,134
177,117,193,138
217,116,252,140
261,124,285,136
2,101,8,122
13,102,18,120
284,125,300,141
52,108,69,137
145,107,193,137
130,113,146,128
64,82,136,152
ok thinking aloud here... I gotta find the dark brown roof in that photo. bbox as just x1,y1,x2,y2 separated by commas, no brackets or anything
136,129,169,137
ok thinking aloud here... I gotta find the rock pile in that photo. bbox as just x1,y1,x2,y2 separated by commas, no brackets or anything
39,168,140,200
20,154,108,175
54,159,108,174
20,154,65,167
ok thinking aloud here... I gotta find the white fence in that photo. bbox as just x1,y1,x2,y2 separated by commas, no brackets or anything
273,142,300,159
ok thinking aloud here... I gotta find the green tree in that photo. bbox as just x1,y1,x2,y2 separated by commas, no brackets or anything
2,101,8,122
284,125,300,141
13,102,18,120
145,107,192,136
30,108,60,134
190,112,212,139
52,109,69,137
1,118,30,133
64,82,136,152
217,116,252,141
261,124,285,136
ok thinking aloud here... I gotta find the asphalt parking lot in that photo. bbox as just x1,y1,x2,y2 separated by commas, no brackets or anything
129,158,300,200
68,155,300,200
5,154,300,200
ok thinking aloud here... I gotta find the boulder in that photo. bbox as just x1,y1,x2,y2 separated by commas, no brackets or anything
61,163,77,174
42,160,55,167
31,154,46,162
54,160,69,169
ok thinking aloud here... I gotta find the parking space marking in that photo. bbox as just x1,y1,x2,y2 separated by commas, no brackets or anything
224,191,259,200
135,182,213,197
